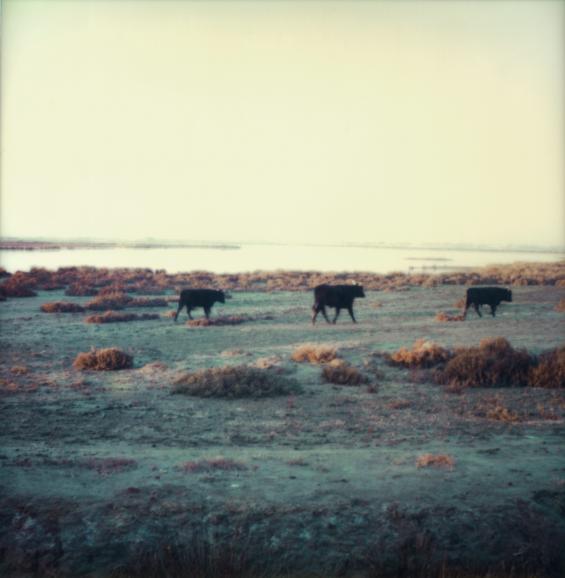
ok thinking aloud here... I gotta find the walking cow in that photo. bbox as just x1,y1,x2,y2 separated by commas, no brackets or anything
463,287,512,319
312,283,365,325
174,289,226,322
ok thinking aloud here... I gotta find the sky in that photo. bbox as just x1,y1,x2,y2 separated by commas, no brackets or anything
1,0,564,248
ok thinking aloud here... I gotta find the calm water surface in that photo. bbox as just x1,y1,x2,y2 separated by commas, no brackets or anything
0,244,562,274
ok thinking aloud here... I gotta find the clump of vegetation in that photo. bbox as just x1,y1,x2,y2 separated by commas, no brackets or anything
128,297,168,308
385,340,452,369
435,311,465,322
416,453,455,469
321,359,368,385
180,457,248,473
1,273,37,297
528,346,565,389
85,292,133,311
85,311,160,324
435,338,532,388
173,366,301,398
40,301,85,313
555,299,565,312
73,347,133,370
291,344,339,364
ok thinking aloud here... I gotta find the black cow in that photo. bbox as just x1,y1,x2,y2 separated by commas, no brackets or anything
312,284,365,325
463,287,512,319
174,289,225,322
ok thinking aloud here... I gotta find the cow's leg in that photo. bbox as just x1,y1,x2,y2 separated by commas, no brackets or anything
347,305,357,323
187,306,193,320
473,303,482,317
204,306,211,320
174,299,184,322
312,304,321,325
333,307,341,324
462,303,469,320
490,304,497,317
320,306,331,324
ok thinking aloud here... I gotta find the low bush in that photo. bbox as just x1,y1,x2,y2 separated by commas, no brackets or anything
1,274,37,297
528,346,565,389
128,297,168,308
435,338,532,388
385,340,452,369
416,453,455,469
555,299,565,312
435,311,465,322
73,347,133,370
321,359,368,386
291,344,339,364
40,301,85,313
173,366,301,398
85,292,133,311
85,311,160,324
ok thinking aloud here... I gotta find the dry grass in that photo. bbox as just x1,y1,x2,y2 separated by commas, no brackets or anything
2,261,564,294
40,301,85,313
85,311,160,324
73,347,133,371
416,453,455,469
173,366,301,398
528,346,565,389
291,344,339,364
435,338,533,389
321,359,368,386
555,298,565,312
385,339,452,369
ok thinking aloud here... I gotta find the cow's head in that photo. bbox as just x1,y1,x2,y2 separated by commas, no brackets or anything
353,284,365,298
217,290,226,303
505,289,513,302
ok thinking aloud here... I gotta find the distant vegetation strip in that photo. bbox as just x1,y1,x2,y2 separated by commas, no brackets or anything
0,261,563,298
0,240,240,251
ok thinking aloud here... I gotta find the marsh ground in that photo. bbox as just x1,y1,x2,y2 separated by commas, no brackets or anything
1,285,564,577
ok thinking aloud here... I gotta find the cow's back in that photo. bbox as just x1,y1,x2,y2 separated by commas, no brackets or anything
180,289,217,306
466,287,509,305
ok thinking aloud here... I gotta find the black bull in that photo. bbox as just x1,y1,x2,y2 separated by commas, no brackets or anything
312,284,365,324
463,287,512,319
174,289,225,322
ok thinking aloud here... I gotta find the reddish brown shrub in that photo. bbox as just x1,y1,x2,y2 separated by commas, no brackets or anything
85,292,133,311
435,311,465,322
528,347,565,389
1,274,37,297
416,453,455,469
85,311,160,324
291,344,339,364
321,360,368,386
435,338,533,388
41,301,85,313
73,348,133,370
385,340,452,369
555,299,565,312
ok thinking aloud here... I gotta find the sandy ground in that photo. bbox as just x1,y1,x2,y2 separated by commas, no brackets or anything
1,286,564,577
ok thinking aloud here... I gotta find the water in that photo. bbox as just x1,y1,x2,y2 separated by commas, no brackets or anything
0,243,562,274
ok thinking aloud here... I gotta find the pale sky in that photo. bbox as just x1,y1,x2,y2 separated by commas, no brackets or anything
1,0,564,247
